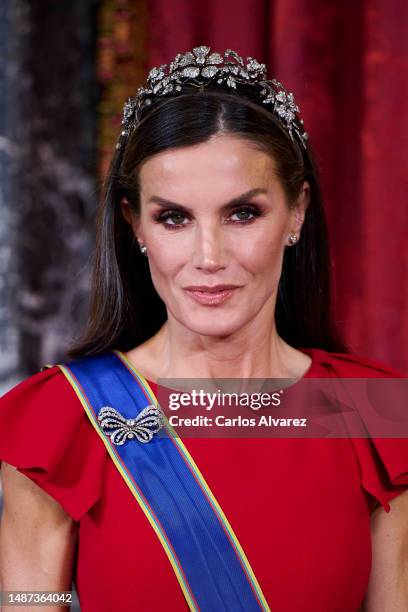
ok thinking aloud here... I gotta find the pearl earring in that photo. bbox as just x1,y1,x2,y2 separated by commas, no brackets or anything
139,243,148,256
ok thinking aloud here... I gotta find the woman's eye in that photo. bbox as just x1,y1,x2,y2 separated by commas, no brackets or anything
231,207,261,223
155,205,261,229
230,207,257,222
158,211,189,227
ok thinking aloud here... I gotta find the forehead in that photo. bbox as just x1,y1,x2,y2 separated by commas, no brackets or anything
139,134,278,199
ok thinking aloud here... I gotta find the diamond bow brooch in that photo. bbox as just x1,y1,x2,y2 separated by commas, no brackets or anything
97,404,164,445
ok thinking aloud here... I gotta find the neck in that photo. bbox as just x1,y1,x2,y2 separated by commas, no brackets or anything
147,314,308,382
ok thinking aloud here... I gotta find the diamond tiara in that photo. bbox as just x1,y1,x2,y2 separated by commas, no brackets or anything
116,45,308,151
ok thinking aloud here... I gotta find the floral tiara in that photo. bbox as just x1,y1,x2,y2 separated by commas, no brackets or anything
116,45,308,152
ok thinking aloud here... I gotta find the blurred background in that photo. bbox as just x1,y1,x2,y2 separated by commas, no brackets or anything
0,0,407,389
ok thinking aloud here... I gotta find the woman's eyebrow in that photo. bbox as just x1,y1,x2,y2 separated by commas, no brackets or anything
147,188,267,213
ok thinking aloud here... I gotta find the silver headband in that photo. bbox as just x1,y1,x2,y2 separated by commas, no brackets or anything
116,46,308,151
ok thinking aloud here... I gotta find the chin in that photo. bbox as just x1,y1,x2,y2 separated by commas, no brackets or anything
181,311,245,337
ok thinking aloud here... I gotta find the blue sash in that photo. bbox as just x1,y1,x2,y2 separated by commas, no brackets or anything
57,350,270,611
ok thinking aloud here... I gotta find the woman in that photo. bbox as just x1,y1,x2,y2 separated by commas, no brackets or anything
0,46,407,611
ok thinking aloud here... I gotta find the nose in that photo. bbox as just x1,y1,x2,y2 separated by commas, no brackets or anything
191,223,227,272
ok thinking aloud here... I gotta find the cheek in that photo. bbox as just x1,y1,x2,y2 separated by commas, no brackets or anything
238,233,285,276
143,238,182,296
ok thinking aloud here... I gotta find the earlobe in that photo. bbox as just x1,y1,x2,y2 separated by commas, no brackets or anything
295,210,304,224
287,183,310,246
292,208,304,233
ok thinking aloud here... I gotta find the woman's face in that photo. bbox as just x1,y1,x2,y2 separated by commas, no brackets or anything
122,133,309,337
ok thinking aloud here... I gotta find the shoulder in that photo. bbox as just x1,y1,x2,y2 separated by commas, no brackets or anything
0,363,90,457
0,363,107,522
305,347,405,378
0,364,76,408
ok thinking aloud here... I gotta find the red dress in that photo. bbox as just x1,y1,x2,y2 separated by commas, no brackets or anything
0,347,407,611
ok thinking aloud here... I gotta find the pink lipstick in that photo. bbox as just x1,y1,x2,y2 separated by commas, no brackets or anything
184,285,241,306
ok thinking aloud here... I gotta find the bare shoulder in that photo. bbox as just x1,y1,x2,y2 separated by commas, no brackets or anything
364,489,408,608
1,463,78,591
1,462,74,524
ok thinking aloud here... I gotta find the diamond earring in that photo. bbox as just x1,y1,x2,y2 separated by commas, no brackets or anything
139,243,148,256
288,233,298,245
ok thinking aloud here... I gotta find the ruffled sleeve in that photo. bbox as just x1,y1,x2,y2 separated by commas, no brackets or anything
317,349,408,513
351,437,408,513
0,366,107,521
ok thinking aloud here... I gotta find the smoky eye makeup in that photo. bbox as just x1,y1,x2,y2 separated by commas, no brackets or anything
151,203,265,230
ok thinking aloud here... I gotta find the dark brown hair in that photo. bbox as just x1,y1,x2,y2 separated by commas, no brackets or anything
67,85,348,359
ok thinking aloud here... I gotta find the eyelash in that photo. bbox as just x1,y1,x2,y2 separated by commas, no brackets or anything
153,205,263,230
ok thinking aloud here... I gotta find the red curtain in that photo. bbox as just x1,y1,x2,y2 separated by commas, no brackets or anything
97,0,149,178
144,0,408,371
